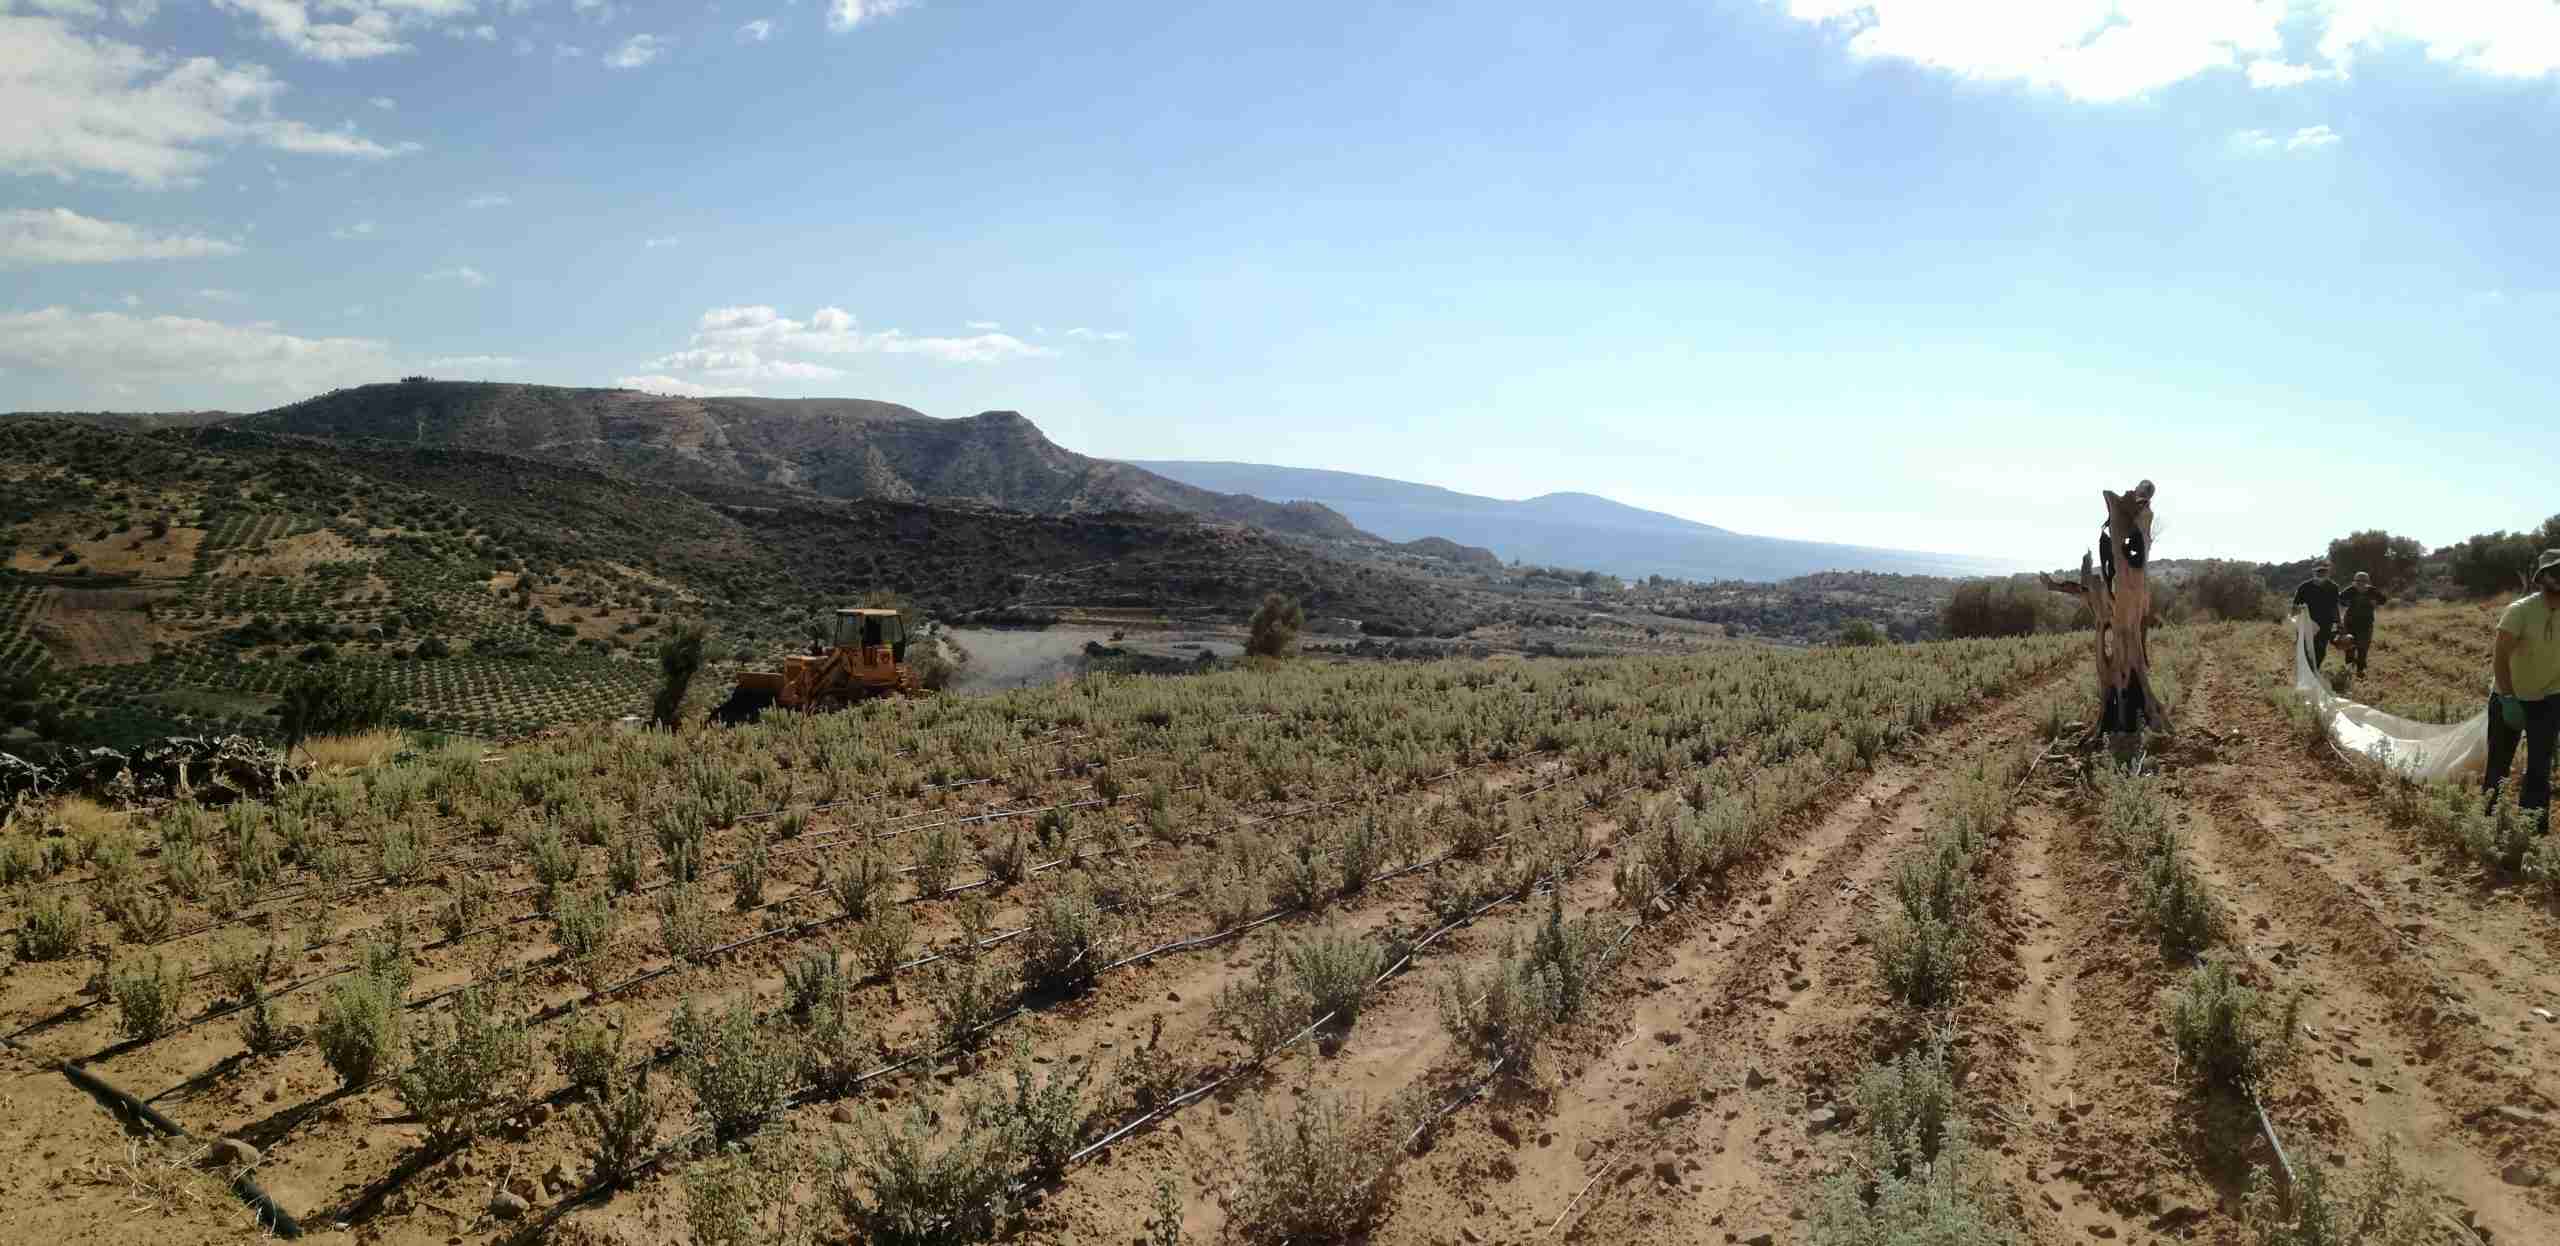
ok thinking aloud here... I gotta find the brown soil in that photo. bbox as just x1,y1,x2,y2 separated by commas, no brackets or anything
34,588,166,666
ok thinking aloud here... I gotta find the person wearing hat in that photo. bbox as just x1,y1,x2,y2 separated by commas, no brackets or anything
2487,549,2560,830
2291,562,2343,671
2339,571,2389,676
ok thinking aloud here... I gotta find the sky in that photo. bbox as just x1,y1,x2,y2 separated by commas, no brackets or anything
4,0,2559,567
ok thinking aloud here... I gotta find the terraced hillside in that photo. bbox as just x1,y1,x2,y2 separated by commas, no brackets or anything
0,418,1497,746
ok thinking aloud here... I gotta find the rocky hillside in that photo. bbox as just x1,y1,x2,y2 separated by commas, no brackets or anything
230,382,1370,541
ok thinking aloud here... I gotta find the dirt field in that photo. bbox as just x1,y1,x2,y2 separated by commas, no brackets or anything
2,613,2552,1246
33,588,165,666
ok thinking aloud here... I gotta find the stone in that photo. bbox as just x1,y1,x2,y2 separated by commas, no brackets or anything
1788,977,1810,992
2087,1226,2117,1240
525,1102,553,1127
1744,1234,1776,1246
262,1079,284,1103
208,1138,259,1167
1744,1067,1770,1090
1806,1107,1839,1133
831,1104,857,1125
1653,1157,1681,1185
488,1193,529,1221
2501,1162,2546,1188
1576,1140,1599,1162
2490,1105,2542,1129
508,1176,538,1202
1655,1030,1683,1045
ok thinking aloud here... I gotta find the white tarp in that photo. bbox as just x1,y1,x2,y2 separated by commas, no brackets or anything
2291,612,2488,782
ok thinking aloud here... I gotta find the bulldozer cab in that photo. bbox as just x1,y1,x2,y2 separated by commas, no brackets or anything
834,608,907,660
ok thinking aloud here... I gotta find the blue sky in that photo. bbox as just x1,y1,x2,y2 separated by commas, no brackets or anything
4,0,2558,566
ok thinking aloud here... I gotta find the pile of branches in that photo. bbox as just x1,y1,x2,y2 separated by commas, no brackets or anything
0,734,306,805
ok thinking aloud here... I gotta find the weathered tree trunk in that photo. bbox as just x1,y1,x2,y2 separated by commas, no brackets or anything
2038,480,2169,755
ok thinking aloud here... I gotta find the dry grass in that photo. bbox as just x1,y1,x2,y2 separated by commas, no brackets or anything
53,794,121,838
301,729,406,770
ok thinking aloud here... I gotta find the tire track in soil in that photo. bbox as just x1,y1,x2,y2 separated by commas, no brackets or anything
1967,796,2221,1246
1392,673,2071,1246
2178,636,2558,1241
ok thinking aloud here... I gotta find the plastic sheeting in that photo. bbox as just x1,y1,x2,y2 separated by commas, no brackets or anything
2291,613,2488,781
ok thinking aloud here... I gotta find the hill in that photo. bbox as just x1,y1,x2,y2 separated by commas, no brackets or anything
0,418,1495,746
229,382,1372,542
1124,459,2020,583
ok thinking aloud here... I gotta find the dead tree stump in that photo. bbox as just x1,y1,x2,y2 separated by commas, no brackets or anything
2038,479,2170,762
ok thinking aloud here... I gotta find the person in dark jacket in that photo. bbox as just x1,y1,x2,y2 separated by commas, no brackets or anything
2338,571,2388,675
2292,563,2342,670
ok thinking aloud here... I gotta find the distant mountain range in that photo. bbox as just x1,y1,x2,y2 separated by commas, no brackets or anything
8,382,2010,584
1125,461,2017,583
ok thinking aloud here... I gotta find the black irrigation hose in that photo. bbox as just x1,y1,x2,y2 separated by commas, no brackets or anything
0,1032,303,1238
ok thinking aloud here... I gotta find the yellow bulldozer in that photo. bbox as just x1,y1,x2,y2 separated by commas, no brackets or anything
711,607,919,724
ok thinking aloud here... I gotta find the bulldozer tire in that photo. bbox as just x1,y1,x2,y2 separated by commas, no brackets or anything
710,685,777,726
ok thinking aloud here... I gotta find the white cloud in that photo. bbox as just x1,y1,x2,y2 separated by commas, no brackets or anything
193,287,243,302
368,94,396,109
457,22,494,40
464,191,511,208
120,292,140,307
1779,0,2560,100
0,208,240,265
2285,123,2341,150
676,304,1056,368
554,42,583,59
0,15,418,187
211,0,403,62
2229,124,2342,154
16,0,159,22
646,346,845,381
571,0,616,20
642,235,677,248
1063,327,1130,342
0,305,392,394
964,320,1001,330
604,32,665,68
331,219,376,238
826,0,910,33
427,265,489,287
614,373,756,398
738,18,772,41
258,119,418,158
2245,60,2334,88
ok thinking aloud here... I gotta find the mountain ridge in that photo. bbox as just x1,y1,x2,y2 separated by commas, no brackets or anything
1124,459,2015,583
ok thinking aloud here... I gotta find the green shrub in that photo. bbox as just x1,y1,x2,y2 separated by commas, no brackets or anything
1214,1093,1398,1246
828,848,893,920
108,954,185,1041
1873,911,1966,1007
979,829,1028,890
1246,593,1304,658
657,881,713,962
1020,883,1105,996
733,831,768,912
853,905,914,981
15,893,84,961
278,665,393,750
784,946,847,1024
1001,1035,1100,1181
581,1058,665,1186
528,825,579,909
315,940,410,1087
1809,1115,2017,1246
2167,960,2295,1091
839,1091,1021,1246
207,933,271,1004
652,623,707,729
396,986,533,1146
926,957,1008,1054
2463,800,2536,874
555,1007,622,1094
437,872,495,941
915,827,960,897
606,830,645,894
2135,842,2218,956
1215,952,1313,1056
1288,925,1385,1025
2240,1141,2439,1246
554,886,615,966
671,995,794,1144
1849,1030,1958,1177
